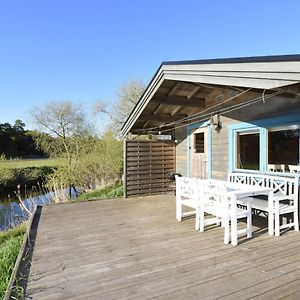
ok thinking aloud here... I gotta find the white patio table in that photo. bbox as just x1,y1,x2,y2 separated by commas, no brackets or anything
202,179,274,246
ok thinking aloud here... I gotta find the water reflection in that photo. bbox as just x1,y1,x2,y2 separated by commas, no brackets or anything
0,189,77,230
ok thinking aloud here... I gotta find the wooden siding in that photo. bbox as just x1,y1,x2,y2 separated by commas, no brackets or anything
25,195,300,299
211,96,300,180
124,140,175,197
172,95,300,181
211,116,233,180
175,127,187,176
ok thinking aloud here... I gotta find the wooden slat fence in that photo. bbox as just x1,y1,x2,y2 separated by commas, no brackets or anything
124,140,176,197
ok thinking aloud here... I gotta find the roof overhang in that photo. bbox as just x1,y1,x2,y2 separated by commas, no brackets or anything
121,55,300,138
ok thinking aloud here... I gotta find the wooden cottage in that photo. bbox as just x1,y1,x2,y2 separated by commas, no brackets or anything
121,55,300,197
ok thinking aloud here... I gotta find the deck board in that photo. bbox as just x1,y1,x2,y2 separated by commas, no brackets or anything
25,195,300,299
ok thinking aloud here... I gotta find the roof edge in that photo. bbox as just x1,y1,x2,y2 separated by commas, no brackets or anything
162,54,300,66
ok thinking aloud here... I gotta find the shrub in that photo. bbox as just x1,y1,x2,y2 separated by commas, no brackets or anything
45,132,123,198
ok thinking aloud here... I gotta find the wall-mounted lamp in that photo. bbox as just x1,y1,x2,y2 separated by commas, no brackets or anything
210,113,222,131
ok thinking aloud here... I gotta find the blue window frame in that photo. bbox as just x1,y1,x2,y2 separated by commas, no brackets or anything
228,112,300,176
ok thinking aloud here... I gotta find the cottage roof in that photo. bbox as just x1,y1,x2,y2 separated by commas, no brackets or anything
121,54,300,137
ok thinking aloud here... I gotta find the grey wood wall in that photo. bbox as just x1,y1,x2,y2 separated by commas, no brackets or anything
174,95,300,180
211,95,300,180
175,128,187,176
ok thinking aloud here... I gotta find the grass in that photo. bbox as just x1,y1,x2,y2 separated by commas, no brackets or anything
0,158,64,170
0,224,26,299
76,183,124,201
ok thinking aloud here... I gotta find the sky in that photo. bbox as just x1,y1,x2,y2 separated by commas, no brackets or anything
1,0,300,131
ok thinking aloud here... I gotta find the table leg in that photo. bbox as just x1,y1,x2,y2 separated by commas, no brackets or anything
268,191,274,236
246,200,252,238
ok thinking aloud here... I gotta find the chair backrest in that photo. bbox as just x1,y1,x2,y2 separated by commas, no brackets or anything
268,164,285,172
265,176,299,198
228,172,299,198
289,165,300,174
228,172,264,186
203,182,229,210
176,176,197,199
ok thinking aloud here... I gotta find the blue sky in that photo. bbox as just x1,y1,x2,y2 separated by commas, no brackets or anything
1,0,300,131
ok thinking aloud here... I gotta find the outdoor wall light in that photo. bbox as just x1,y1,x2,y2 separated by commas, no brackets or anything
210,113,222,131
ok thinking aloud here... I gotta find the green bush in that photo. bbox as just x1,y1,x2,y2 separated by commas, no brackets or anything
0,224,26,299
76,184,123,201
75,132,123,188
45,132,123,195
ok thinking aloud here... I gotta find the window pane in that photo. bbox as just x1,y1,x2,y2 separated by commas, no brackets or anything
194,133,204,153
237,132,259,170
268,129,299,170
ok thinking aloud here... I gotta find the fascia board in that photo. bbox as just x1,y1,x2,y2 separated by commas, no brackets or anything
121,67,165,138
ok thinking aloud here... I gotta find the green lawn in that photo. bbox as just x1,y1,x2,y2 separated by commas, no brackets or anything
0,158,64,169
0,224,26,299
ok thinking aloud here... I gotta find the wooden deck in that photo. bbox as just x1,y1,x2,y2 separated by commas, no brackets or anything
25,195,300,299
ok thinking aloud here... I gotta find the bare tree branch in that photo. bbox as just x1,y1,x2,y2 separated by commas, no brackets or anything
93,79,145,134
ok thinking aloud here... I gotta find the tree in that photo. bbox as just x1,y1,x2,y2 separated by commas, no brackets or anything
94,79,145,133
0,120,45,158
13,119,25,132
31,100,91,161
31,100,93,198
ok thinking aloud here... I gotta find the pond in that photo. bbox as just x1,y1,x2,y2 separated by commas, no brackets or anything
0,189,78,230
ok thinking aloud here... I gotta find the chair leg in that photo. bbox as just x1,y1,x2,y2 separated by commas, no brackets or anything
246,211,252,238
268,192,274,236
199,211,205,232
195,207,200,230
268,210,274,236
224,219,230,244
246,203,252,238
231,217,238,246
176,197,182,222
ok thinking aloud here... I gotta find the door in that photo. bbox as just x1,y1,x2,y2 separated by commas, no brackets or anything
190,127,208,178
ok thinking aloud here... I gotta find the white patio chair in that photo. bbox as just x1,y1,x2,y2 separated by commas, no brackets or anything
268,176,299,236
288,165,300,174
268,164,285,172
175,176,200,230
198,183,252,245
228,172,299,236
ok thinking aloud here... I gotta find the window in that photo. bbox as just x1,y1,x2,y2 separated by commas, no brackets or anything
268,126,299,172
230,112,300,173
216,94,225,103
194,133,205,153
228,90,239,99
236,131,259,170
